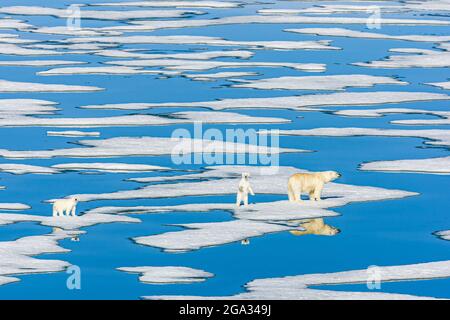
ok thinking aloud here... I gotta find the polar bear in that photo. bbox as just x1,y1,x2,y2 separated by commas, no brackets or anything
236,172,255,207
290,218,340,236
288,171,341,202
53,197,78,217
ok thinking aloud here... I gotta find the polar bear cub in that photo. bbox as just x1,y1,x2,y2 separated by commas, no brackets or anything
288,171,341,203
236,172,255,207
53,197,78,217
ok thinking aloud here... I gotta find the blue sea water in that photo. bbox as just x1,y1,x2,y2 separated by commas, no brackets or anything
0,0,449,299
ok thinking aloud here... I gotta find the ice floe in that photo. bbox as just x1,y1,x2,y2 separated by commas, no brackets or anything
86,92,450,111
0,80,102,93
0,164,58,175
147,260,450,299
0,230,76,286
258,5,404,15
67,35,338,51
0,111,289,128
333,108,450,125
361,156,450,175
0,18,32,31
0,99,58,116
37,66,172,76
94,49,254,60
0,203,30,211
47,131,100,137
0,6,203,20
231,75,406,91
0,60,86,67
98,15,450,33
286,28,450,43
354,48,450,68
135,220,294,252
435,230,450,241
0,209,140,230
117,266,213,284
184,71,258,81
427,81,450,90
52,163,170,173
94,1,240,8
0,43,63,56
0,136,301,159
270,128,450,148
69,165,416,251
77,166,414,202
106,58,325,72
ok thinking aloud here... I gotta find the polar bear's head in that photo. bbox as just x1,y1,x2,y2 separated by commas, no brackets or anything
320,224,340,236
242,172,250,179
321,171,341,183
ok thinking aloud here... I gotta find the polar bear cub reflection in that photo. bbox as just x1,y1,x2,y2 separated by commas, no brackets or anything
236,172,255,207
53,197,78,217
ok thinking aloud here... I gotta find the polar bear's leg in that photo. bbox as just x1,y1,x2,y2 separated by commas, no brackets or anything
53,206,59,217
288,183,296,202
236,192,243,207
313,184,323,201
243,192,249,206
294,183,302,203
309,191,315,201
71,205,76,216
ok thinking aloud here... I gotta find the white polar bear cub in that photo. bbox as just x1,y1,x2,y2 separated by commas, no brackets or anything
288,171,341,203
236,172,255,207
53,197,78,217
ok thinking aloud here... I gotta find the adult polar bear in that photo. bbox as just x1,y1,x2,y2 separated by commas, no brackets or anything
53,197,78,217
288,171,341,202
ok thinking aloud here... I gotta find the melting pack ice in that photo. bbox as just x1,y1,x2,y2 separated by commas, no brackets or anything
71,166,417,252
146,260,450,300
117,266,214,284
361,157,450,175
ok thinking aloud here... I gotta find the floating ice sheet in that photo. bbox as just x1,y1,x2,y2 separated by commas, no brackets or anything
94,1,240,8
47,131,100,137
333,108,450,125
0,136,302,159
269,128,450,148
354,48,450,68
52,163,170,173
146,260,450,299
361,156,450,175
0,79,102,93
0,111,290,127
231,75,406,91
96,15,450,33
66,35,338,51
81,92,450,111
0,6,203,20
117,266,213,284
286,28,450,43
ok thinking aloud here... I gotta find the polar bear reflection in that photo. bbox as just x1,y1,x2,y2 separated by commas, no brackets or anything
290,218,340,236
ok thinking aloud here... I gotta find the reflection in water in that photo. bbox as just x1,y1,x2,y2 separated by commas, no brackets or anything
52,227,80,242
290,218,340,237
241,238,250,245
